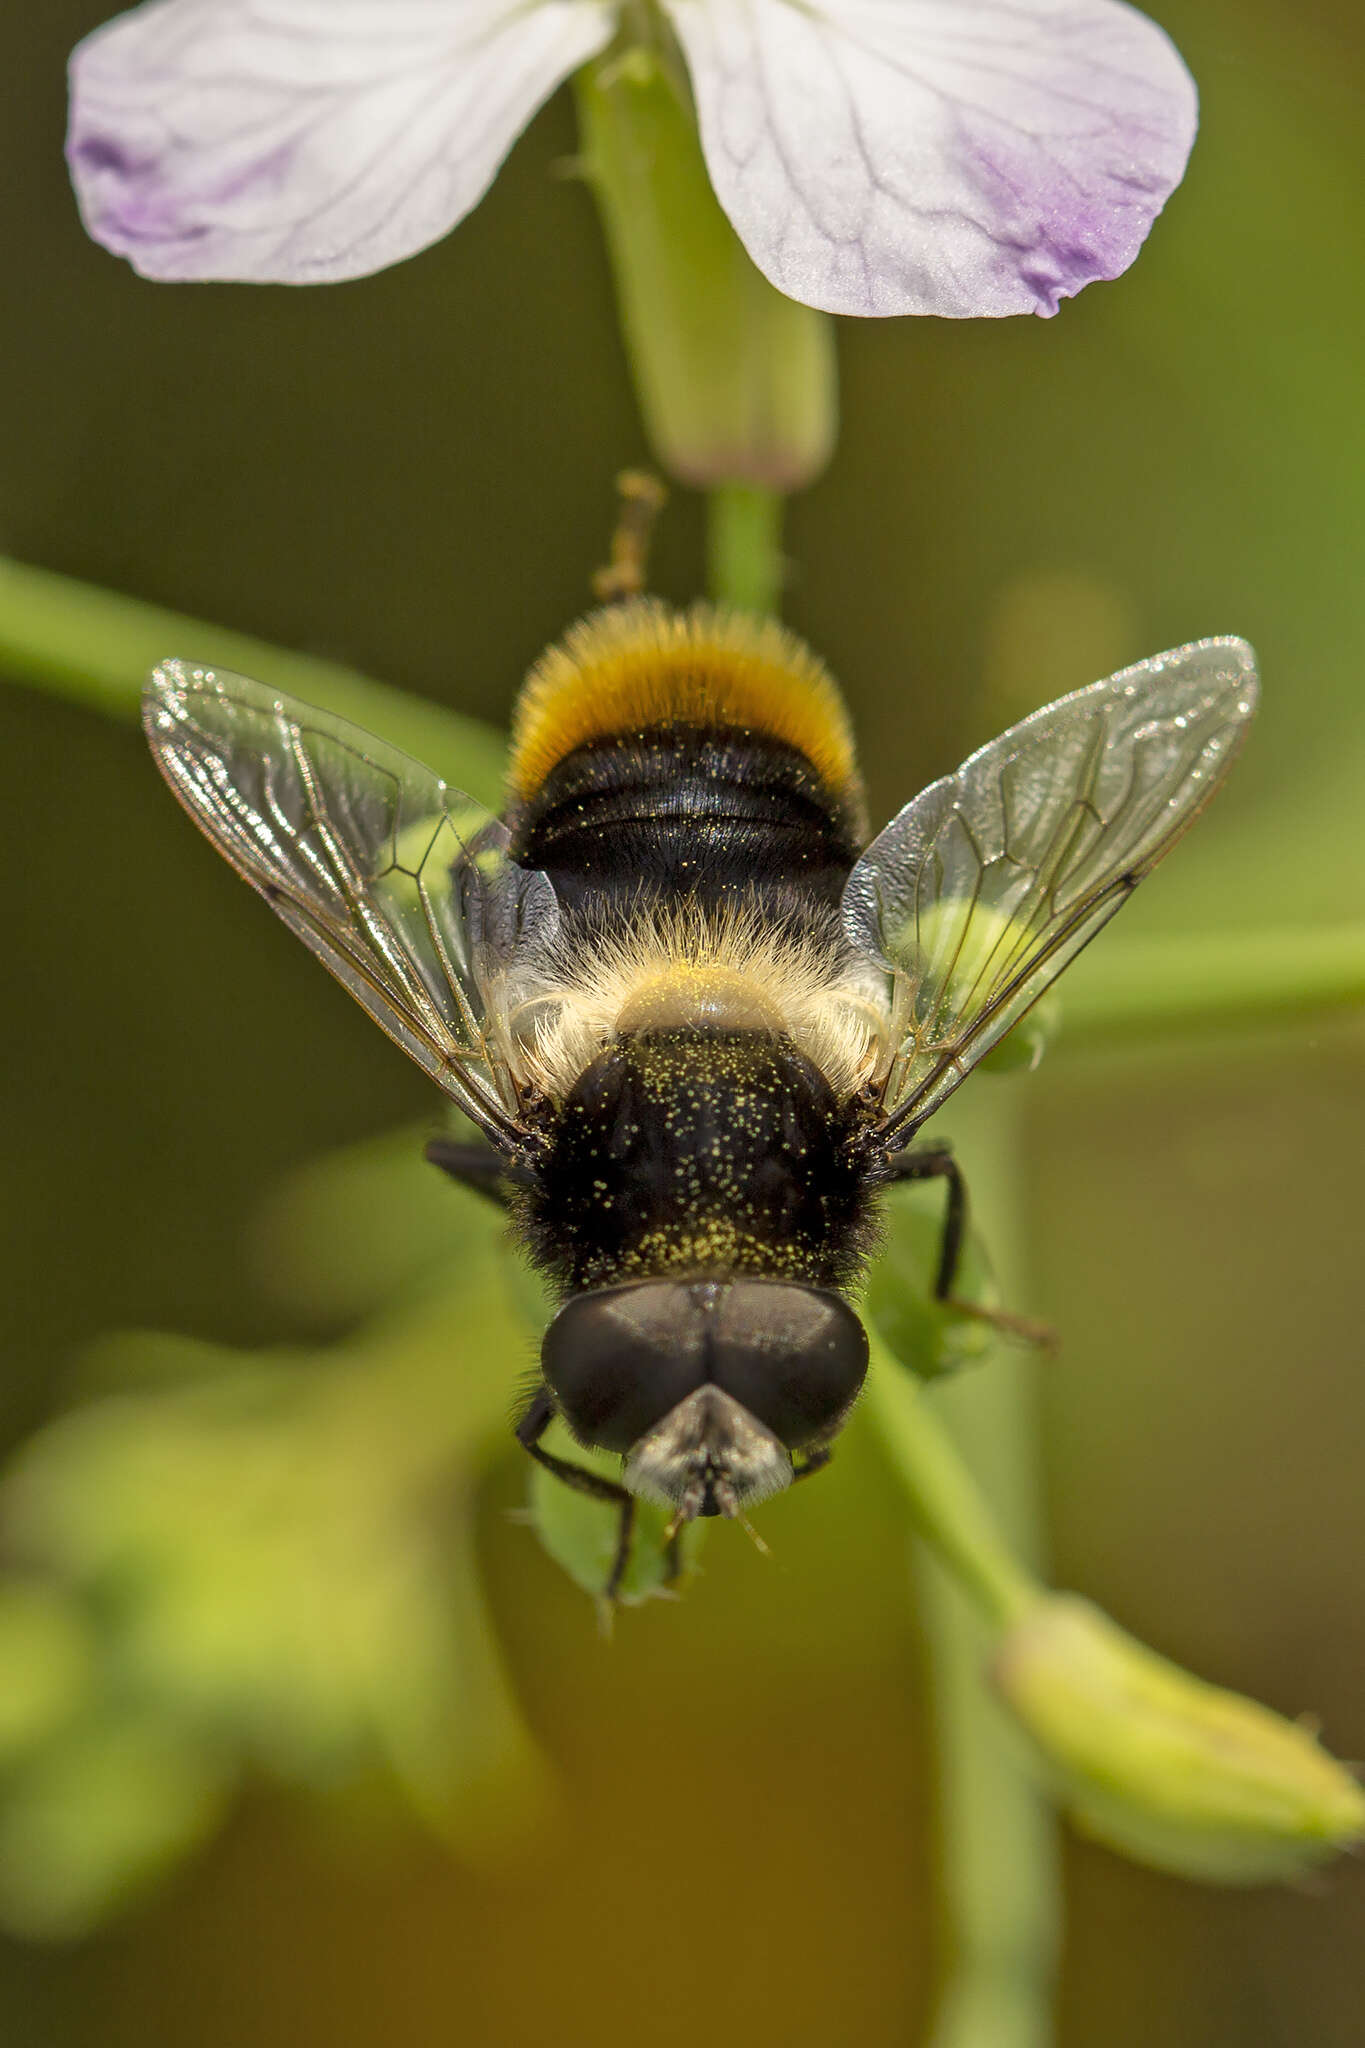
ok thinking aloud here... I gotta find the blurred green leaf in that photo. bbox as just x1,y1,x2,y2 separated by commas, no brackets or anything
0,1585,97,1767
980,993,1062,1077
249,1120,502,1325
0,1125,562,1932
0,1710,231,1942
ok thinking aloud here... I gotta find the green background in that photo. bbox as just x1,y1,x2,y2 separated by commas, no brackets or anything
2,0,1364,2040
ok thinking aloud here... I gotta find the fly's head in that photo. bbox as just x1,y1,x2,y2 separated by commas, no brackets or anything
540,1277,869,1524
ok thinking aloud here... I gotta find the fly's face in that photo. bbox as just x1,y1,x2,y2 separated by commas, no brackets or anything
541,1278,868,1522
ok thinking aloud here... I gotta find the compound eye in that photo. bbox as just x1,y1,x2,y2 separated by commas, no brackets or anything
541,1283,709,1454
709,1284,868,1450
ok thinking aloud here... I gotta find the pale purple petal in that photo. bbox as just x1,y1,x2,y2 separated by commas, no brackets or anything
67,0,614,283
663,0,1198,317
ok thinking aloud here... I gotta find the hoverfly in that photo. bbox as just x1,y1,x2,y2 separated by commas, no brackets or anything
145,602,1257,1598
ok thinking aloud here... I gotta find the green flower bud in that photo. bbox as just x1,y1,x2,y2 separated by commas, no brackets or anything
575,47,836,493
993,1594,1365,1883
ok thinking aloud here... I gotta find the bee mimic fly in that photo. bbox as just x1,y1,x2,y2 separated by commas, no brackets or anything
144,599,1257,1600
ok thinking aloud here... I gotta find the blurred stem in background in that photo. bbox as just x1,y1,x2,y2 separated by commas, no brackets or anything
869,1085,1060,2048
706,484,784,614
0,558,504,806
868,1079,1365,1915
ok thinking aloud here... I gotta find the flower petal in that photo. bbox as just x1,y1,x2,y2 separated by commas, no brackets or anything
662,0,1198,317
67,0,614,283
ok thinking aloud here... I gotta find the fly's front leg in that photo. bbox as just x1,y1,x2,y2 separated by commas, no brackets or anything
425,1137,531,1212
884,1144,1055,1350
515,1389,637,1606
792,1446,833,1485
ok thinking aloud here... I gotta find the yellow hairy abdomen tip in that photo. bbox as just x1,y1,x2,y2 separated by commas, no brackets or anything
507,598,860,807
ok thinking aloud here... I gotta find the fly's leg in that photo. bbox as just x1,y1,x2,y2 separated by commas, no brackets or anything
884,1143,967,1298
425,1137,529,1212
884,1144,1055,1350
515,1389,637,1608
792,1446,833,1484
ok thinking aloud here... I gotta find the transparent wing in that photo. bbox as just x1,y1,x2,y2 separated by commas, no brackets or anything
144,661,559,1142
843,637,1259,1139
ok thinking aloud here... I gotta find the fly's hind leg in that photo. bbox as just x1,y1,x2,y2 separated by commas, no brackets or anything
515,1389,637,1610
884,1143,1056,1351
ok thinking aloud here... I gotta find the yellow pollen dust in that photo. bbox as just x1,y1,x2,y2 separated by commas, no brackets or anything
615,1221,811,1285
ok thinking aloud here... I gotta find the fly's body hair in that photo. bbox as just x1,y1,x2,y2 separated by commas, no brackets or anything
517,1024,886,1299
507,598,865,828
492,896,891,1110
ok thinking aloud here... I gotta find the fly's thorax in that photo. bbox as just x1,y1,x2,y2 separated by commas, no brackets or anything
495,903,890,1108
521,1024,880,1296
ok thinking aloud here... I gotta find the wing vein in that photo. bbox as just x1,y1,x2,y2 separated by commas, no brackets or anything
841,638,1259,1137
143,661,555,1148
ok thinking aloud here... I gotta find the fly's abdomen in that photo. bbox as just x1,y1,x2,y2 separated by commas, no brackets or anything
503,600,867,923
508,723,859,919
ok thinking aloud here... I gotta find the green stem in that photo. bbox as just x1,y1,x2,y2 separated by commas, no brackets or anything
0,555,506,806
1057,924,1365,1045
916,1561,1059,2048
867,1085,1060,2048
864,1344,1036,1631
705,485,784,614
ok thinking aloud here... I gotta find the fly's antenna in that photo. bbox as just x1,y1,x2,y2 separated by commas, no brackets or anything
592,470,668,604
